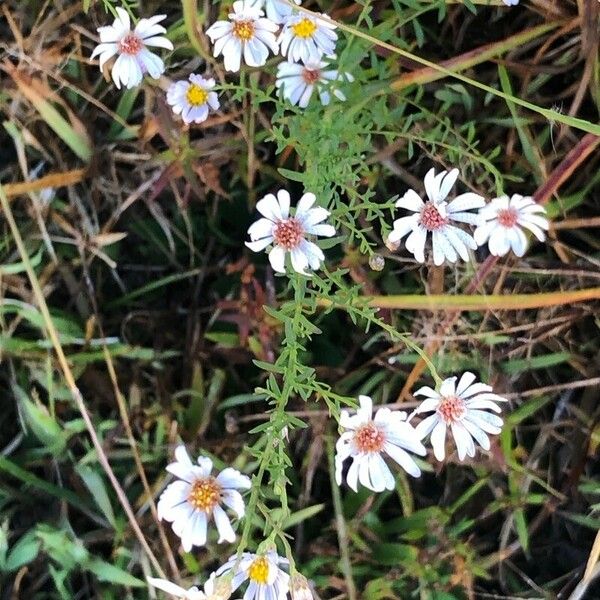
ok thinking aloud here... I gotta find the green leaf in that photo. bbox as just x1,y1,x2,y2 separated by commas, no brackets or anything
16,386,67,455
371,542,418,565
86,557,145,586
76,465,116,528
4,533,41,572
282,504,325,529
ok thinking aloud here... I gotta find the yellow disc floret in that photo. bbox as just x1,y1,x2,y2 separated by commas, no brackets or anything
188,477,221,511
248,556,270,585
232,20,255,41
292,18,317,39
186,84,209,107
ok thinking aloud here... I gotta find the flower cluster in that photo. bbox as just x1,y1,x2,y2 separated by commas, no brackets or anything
335,372,509,492
388,168,549,265
89,4,546,599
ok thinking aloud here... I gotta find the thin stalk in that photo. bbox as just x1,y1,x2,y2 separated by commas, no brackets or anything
0,184,166,578
326,436,357,600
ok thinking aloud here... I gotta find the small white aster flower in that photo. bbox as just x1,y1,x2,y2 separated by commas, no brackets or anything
276,58,352,108
245,189,336,275
206,1,279,73
278,13,337,63
157,445,251,552
91,7,173,89
167,74,220,124
413,372,508,462
148,573,222,600
216,550,290,600
474,194,549,258
248,0,302,24
387,168,485,266
503,0,519,5
335,395,427,492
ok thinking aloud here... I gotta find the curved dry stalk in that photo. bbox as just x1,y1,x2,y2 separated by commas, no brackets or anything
0,184,166,579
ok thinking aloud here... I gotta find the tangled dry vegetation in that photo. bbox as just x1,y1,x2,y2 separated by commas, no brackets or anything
0,0,599,598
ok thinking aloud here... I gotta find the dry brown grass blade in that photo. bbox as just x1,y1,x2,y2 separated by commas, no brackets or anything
360,287,600,311
390,21,565,91
396,132,600,403
3,168,88,198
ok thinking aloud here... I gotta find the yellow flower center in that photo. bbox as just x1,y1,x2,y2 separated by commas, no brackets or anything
186,84,209,107
292,18,317,39
248,556,270,585
232,20,255,41
188,477,221,511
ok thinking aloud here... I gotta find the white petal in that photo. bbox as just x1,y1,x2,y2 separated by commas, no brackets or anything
439,377,457,397
276,190,291,219
456,372,477,396
396,189,424,212
430,421,447,461
214,505,236,543
384,442,422,478
268,246,286,273
438,168,459,201
218,468,252,490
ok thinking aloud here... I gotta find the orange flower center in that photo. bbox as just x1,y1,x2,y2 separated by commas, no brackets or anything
292,18,317,39
354,422,386,453
302,68,321,84
118,33,143,55
273,218,304,250
188,477,221,512
437,396,466,424
248,556,270,584
497,207,518,228
232,20,255,41
419,202,448,231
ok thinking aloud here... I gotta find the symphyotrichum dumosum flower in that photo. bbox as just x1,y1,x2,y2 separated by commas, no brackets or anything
335,395,427,492
148,573,228,600
387,167,485,266
167,74,220,124
157,445,250,551
276,57,352,108
413,372,508,461
278,13,337,63
206,1,278,72
474,194,549,257
91,8,173,89
248,0,302,24
216,550,289,600
245,190,336,275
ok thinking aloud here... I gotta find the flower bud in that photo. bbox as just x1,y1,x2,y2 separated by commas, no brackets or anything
290,574,313,600
369,254,385,271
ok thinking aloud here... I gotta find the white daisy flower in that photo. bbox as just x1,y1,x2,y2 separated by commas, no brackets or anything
387,168,485,266
474,194,549,258
167,74,220,124
249,0,302,24
278,13,337,63
157,445,251,552
275,58,352,108
148,573,226,600
91,7,173,89
335,395,427,492
216,550,290,600
206,1,279,73
413,372,508,462
245,189,336,275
